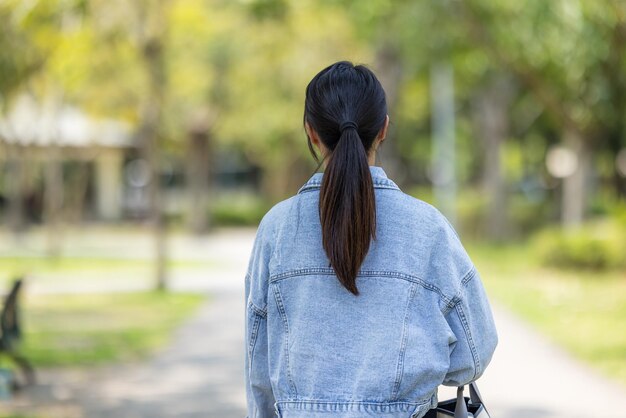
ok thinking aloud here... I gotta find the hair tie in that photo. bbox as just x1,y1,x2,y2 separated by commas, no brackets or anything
339,120,358,133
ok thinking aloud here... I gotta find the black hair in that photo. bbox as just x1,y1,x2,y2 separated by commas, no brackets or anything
303,61,388,295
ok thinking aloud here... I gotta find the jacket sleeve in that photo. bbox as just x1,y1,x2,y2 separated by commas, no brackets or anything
442,265,498,386
244,218,276,418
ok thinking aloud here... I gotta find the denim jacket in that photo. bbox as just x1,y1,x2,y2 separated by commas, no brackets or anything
244,165,498,418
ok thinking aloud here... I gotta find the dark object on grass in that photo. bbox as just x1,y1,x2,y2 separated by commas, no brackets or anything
0,278,35,388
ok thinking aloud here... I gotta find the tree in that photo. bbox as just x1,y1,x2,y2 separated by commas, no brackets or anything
131,0,170,290
0,1,46,233
460,0,626,226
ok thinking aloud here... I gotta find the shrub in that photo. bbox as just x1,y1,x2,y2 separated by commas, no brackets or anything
405,186,486,239
507,194,554,237
210,192,271,226
533,220,626,271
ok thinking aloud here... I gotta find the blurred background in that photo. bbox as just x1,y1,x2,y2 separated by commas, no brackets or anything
0,0,625,417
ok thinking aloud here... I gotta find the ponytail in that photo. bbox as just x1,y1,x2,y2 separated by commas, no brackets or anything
304,61,387,295
319,122,376,295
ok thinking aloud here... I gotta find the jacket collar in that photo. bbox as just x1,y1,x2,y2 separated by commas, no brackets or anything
297,165,401,194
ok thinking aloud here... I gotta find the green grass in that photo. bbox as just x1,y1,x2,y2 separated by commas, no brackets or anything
0,256,219,289
0,415,36,418
0,256,214,275
468,242,626,385
16,292,205,367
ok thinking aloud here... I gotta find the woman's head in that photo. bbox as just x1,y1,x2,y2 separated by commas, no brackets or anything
303,61,389,295
304,61,388,163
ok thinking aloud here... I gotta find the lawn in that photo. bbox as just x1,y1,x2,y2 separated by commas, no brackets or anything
0,415,35,418
16,291,205,367
468,242,626,385
0,256,216,287
0,256,212,273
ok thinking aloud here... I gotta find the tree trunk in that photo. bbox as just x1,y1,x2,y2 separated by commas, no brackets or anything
43,147,63,258
473,74,513,241
141,93,167,292
430,61,457,226
561,128,590,228
260,148,296,203
5,145,25,233
94,150,123,221
65,160,90,224
186,126,211,235
373,42,405,182
136,0,168,291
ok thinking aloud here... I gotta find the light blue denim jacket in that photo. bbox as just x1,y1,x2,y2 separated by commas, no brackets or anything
244,165,498,418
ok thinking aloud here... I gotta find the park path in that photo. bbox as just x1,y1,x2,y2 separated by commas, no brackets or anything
78,289,247,417
2,228,626,417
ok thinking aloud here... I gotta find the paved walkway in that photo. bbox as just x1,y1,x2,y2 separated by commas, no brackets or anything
453,304,626,418
79,290,247,418
1,228,626,417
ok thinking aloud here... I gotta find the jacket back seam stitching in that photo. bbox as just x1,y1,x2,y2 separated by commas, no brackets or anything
269,268,453,306
272,284,298,397
461,266,477,286
275,398,431,406
392,282,418,399
454,302,481,380
247,312,262,362
248,300,267,318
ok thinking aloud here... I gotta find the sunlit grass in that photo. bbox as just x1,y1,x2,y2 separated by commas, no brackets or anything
468,242,626,385
17,292,205,367
0,256,218,288
0,415,35,418
0,256,213,272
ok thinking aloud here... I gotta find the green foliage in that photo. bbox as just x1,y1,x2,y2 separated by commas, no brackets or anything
405,186,485,238
613,203,626,226
21,292,204,366
507,193,554,236
1,0,625,236
210,192,271,226
0,3,43,100
247,0,289,21
405,186,434,206
533,220,626,270
590,193,626,223
406,186,552,239
455,187,487,239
